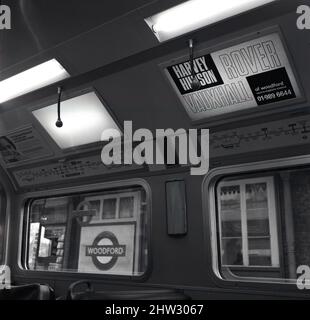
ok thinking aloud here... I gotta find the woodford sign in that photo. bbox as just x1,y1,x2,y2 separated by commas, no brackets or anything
78,223,136,274
86,231,126,271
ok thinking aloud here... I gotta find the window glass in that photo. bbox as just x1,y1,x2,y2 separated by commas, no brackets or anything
214,169,310,283
119,197,134,219
219,185,243,266
88,200,101,222
25,186,148,276
102,198,116,219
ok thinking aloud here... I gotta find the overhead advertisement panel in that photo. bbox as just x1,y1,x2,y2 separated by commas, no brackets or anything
165,32,302,121
0,126,52,166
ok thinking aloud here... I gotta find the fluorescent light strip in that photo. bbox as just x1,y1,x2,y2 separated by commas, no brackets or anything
0,59,69,103
33,91,121,149
145,0,276,42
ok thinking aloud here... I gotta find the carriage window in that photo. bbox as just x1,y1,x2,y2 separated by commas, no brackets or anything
25,186,149,277
214,168,310,283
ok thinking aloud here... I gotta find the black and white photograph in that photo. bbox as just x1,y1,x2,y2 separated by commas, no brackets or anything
0,0,309,315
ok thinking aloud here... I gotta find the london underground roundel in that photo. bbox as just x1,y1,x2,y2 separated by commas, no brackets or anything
85,231,126,271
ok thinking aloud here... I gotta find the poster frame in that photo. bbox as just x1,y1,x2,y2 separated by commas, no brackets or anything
159,26,305,127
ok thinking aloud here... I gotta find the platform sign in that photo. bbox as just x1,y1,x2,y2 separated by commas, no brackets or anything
78,223,136,275
165,33,302,121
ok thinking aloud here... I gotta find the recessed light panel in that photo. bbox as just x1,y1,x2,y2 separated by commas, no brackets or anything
33,92,121,149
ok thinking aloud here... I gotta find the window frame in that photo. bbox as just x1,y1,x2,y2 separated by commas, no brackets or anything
18,178,151,282
202,155,310,292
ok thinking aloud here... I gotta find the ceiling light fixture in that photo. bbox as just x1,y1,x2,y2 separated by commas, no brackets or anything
145,0,277,42
0,59,69,103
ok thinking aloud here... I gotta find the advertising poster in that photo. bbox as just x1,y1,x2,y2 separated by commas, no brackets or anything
165,33,302,121
0,126,52,165
78,223,136,275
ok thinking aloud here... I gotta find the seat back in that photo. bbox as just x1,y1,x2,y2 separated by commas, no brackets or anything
0,284,55,300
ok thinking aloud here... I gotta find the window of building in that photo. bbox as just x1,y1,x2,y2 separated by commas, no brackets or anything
218,177,279,268
24,185,149,277
211,166,310,283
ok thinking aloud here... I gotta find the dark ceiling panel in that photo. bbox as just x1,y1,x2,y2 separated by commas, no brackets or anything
93,61,191,132
0,0,156,73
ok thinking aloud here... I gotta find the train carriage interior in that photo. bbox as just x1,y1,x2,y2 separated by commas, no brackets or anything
0,0,310,300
